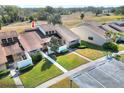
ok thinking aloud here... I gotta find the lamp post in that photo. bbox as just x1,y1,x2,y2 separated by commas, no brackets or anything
70,79,72,88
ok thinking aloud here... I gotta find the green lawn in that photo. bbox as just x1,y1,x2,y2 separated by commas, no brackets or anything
20,59,63,88
93,15,124,23
0,76,16,88
118,44,124,51
50,78,79,88
57,53,89,70
120,54,124,62
75,41,107,60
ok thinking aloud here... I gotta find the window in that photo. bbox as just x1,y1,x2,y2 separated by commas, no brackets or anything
46,32,48,35
52,31,54,34
8,38,13,44
13,37,18,42
1,39,7,45
88,36,93,40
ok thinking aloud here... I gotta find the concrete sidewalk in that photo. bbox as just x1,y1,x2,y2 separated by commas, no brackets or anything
37,56,107,88
72,52,93,62
10,69,24,88
41,51,68,73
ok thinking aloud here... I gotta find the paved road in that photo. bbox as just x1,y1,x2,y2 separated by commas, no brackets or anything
10,69,24,88
37,50,124,88
36,56,107,88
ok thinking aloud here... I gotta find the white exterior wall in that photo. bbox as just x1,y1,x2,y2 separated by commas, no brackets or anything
71,28,106,46
66,39,80,47
17,52,33,68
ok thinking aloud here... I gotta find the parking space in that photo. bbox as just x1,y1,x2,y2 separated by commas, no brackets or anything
70,59,124,88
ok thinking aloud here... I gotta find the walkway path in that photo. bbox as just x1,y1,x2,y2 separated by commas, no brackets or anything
72,52,93,62
10,69,24,88
37,56,107,88
37,50,124,88
40,51,68,73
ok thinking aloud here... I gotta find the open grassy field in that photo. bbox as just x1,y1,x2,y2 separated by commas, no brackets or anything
93,15,124,23
62,12,82,28
0,21,33,33
75,41,107,60
0,76,16,88
50,78,79,88
57,53,89,70
20,59,63,88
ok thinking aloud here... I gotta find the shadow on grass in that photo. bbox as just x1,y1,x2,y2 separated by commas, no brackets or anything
41,58,53,71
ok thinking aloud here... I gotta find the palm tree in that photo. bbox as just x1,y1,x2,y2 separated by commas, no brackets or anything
105,30,119,42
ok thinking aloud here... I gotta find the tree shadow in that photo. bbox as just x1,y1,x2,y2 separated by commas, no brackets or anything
41,58,53,71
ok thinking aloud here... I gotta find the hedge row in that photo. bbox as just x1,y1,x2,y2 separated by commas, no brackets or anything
0,70,10,78
19,64,33,73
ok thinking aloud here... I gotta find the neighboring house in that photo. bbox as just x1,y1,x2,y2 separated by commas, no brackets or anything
37,24,80,48
71,23,106,46
0,31,33,70
102,9,111,14
19,31,50,53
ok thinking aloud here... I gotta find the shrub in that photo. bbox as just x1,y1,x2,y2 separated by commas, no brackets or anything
59,49,69,54
19,64,33,73
0,70,10,78
31,51,42,64
78,45,87,49
70,43,80,48
113,54,121,61
103,42,118,52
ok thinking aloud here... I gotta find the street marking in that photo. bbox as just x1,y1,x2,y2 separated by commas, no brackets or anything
97,68,120,82
85,72,106,88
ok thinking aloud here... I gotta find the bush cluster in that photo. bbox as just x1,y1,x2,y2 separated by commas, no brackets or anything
19,64,33,73
0,70,10,78
31,52,42,64
103,42,118,52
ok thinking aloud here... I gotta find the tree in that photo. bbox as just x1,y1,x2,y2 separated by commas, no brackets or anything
47,14,62,25
80,13,85,19
45,6,55,14
105,30,119,42
48,36,61,52
103,42,118,52
29,16,35,22
0,22,1,30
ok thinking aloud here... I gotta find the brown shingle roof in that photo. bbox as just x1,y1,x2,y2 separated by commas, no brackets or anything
0,45,7,65
39,24,79,42
19,31,50,52
0,31,18,39
4,43,23,56
40,24,56,32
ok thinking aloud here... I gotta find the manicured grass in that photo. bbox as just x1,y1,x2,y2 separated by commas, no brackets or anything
118,44,124,51
50,78,79,88
57,53,89,70
0,21,34,33
62,13,82,28
20,59,63,88
75,41,107,60
75,49,106,60
93,15,124,23
0,76,16,88
120,54,124,62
